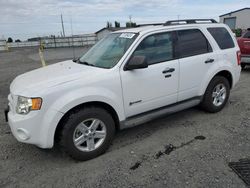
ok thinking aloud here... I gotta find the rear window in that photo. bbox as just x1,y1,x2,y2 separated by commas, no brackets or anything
207,27,235,50
177,29,212,58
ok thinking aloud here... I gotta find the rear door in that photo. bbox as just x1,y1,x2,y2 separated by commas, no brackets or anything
176,29,216,101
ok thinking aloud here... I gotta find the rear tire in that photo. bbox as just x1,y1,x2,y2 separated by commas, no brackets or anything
200,76,230,113
241,64,246,69
59,106,115,161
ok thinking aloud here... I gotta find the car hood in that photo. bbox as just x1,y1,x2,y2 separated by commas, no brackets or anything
10,60,105,95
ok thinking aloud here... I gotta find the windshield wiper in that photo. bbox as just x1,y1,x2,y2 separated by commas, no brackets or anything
78,60,96,67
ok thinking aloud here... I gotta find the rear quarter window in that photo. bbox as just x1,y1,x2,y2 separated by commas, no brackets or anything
207,27,235,50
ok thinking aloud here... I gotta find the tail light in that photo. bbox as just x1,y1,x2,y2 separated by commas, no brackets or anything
237,51,241,65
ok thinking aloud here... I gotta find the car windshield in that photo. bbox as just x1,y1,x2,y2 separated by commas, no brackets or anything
79,33,138,69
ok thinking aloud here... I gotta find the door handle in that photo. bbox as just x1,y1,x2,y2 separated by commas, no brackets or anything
162,68,175,74
205,58,214,64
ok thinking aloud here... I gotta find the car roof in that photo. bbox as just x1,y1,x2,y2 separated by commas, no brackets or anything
113,23,226,35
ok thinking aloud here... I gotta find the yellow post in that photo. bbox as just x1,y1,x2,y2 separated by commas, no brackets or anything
39,48,46,67
40,40,45,51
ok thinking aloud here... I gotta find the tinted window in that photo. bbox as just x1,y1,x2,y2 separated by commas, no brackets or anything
132,32,174,65
207,27,235,49
177,29,212,58
243,31,250,38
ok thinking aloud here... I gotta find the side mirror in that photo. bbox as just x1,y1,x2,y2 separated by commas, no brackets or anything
73,57,79,62
125,55,148,71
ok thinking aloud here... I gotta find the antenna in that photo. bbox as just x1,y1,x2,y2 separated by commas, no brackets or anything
61,14,65,37
70,16,76,60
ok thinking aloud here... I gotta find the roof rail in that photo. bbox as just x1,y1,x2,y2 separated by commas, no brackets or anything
164,19,217,26
136,23,164,27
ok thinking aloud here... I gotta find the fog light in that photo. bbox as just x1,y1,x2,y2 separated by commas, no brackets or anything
16,128,30,141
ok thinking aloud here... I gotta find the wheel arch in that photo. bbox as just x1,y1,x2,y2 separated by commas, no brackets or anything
54,101,121,143
199,69,233,96
214,70,233,88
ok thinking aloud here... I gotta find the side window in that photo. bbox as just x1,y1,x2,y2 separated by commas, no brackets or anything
132,32,174,65
207,27,235,49
177,29,212,58
243,31,250,39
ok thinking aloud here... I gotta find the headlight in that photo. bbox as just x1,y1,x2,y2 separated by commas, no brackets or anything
16,96,42,115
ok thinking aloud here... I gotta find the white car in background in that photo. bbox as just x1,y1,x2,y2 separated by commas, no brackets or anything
5,19,241,160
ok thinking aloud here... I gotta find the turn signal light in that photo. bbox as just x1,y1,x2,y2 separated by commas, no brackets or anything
31,98,42,110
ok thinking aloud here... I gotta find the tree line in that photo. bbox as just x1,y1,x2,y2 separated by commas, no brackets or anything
6,37,21,43
106,21,137,28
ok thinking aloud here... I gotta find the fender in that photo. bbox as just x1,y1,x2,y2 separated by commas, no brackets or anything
40,108,64,148
52,87,124,119
39,86,125,148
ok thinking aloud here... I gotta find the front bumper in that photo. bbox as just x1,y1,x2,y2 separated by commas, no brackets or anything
6,104,64,149
8,110,44,146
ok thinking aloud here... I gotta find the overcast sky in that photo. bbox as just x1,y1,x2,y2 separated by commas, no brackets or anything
0,0,249,40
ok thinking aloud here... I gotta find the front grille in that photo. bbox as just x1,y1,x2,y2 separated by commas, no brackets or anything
229,159,250,186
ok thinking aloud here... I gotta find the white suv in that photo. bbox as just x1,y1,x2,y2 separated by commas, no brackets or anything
5,19,241,160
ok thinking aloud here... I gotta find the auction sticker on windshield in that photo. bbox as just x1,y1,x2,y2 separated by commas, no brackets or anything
119,33,135,39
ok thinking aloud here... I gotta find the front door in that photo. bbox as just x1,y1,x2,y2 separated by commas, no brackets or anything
120,32,179,117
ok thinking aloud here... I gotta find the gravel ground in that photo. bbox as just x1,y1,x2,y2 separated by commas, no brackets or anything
0,47,249,188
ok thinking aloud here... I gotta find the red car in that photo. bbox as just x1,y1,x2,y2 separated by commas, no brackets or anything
237,29,250,69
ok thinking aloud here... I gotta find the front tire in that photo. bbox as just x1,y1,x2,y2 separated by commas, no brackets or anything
200,76,230,113
59,106,115,161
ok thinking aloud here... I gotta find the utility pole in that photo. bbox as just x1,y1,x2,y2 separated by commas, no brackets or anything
129,15,132,26
61,14,65,37
70,16,76,60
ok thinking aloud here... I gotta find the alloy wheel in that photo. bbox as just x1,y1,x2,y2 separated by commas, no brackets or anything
212,83,227,107
73,118,107,152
